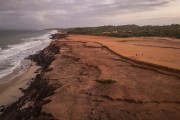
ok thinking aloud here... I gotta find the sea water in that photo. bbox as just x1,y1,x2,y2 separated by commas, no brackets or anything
0,30,57,84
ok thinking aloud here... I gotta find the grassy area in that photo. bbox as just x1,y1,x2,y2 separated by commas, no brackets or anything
67,24,180,39
96,79,116,84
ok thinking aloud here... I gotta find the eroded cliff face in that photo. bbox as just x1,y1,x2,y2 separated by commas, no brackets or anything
0,40,61,120
29,41,60,69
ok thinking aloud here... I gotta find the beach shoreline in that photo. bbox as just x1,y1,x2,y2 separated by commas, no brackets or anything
0,61,39,109
0,30,57,109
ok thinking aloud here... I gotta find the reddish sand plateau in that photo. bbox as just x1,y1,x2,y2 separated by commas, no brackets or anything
67,35,180,70
41,35,180,120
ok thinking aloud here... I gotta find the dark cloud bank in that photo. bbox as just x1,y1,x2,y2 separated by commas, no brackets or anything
0,0,178,29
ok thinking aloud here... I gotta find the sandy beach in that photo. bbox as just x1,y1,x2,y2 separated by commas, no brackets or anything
1,34,180,120
0,62,39,108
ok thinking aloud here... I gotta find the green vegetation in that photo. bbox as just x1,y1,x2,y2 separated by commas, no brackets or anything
67,24,180,39
96,79,116,84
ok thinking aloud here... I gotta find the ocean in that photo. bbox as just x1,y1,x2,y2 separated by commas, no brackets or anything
0,30,56,83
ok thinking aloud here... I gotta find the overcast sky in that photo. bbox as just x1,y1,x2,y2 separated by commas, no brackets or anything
0,0,179,29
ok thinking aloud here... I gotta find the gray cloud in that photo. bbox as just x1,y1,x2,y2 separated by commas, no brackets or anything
0,0,178,29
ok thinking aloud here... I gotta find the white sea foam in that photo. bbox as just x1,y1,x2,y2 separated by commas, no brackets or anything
0,30,57,80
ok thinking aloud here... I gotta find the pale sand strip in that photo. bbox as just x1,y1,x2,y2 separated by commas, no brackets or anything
0,63,39,107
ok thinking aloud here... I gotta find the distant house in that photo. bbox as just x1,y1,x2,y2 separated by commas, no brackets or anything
102,32,111,34
127,31,132,33
112,31,118,33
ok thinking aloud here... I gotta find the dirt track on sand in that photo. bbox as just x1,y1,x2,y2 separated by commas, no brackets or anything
42,40,180,120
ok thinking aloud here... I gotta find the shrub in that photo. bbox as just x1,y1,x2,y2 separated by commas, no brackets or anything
96,79,116,84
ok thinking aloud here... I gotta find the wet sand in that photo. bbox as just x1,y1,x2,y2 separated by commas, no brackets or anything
66,35,180,70
0,62,39,107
